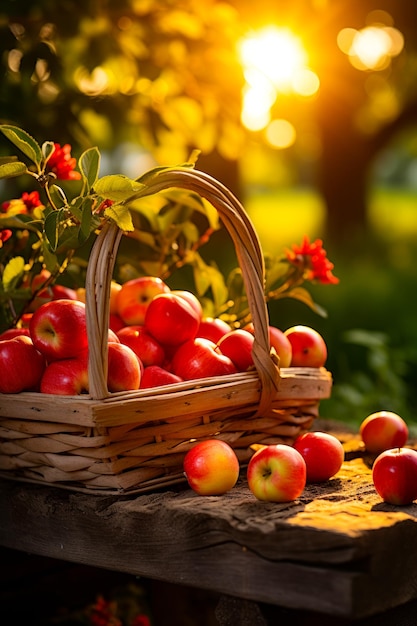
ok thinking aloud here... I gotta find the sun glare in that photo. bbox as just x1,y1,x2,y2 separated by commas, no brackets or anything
238,26,319,135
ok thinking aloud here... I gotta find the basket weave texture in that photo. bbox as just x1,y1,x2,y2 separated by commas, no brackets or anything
0,169,332,494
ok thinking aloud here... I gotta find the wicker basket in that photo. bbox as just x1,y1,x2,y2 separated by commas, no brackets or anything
0,169,332,494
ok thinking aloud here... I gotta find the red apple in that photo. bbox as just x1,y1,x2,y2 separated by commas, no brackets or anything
171,337,237,381
172,289,203,321
294,431,344,482
109,313,125,333
40,351,89,395
144,292,200,348
107,328,120,343
284,325,327,367
216,328,254,372
197,317,231,343
109,281,122,314
372,447,417,505
28,269,78,310
116,276,170,325
117,325,165,367
50,284,78,301
244,323,292,368
107,342,142,392
0,336,46,393
183,439,240,495
360,411,408,455
0,327,30,340
247,444,306,502
29,299,88,361
140,365,183,389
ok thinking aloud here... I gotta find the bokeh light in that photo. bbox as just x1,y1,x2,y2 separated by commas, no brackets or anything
238,26,319,132
337,12,404,71
265,119,296,149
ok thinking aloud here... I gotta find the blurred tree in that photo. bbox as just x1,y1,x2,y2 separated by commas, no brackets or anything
1,0,416,246
0,0,244,186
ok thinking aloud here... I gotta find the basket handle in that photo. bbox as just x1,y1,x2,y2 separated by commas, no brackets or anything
85,168,280,413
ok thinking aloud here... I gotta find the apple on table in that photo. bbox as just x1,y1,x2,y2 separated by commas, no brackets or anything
294,431,344,482
372,447,417,505
247,444,307,502
183,439,240,496
360,410,408,454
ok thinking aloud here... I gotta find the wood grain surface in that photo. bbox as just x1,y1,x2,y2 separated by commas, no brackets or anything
1,428,417,619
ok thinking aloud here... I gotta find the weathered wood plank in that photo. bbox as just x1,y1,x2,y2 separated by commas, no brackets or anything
1,443,417,619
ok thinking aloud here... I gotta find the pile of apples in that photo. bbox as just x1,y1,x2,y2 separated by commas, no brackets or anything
183,409,417,507
0,274,328,395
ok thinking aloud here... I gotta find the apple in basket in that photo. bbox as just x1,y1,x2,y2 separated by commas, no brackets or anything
284,325,327,368
40,342,142,395
216,328,255,372
0,335,46,393
29,298,89,361
359,410,408,455
140,365,183,389
117,325,165,367
115,276,170,325
171,289,203,321
372,447,417,505
294,431,345,483
247,444,307,502
244,322,292,368
171,337,237,381
0,327,30,340
183,439,240,495
144,292,201,348
197,317,232,343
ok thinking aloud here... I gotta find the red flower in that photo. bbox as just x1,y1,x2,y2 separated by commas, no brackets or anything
2,190,44,215
131,616,151,626
46,143,81,181
286,236,339,285
88,595,122,626
0,229,13,246
96,198,114,213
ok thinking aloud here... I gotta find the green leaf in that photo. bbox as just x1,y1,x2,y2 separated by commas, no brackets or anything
0,214,41,234
94,175,144,202
285,286,328,317
193,252,228,307
78,197,94,244
48,184,68,209
181,221,199,245
44,208,66,251
42,141,55,163
0,125,42,168
41,241,60,273
0,161,28,179
80,147,101,192
2,256,25,291
104,203,134,232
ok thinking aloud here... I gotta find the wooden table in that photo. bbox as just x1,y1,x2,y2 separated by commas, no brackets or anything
1,431,417,625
